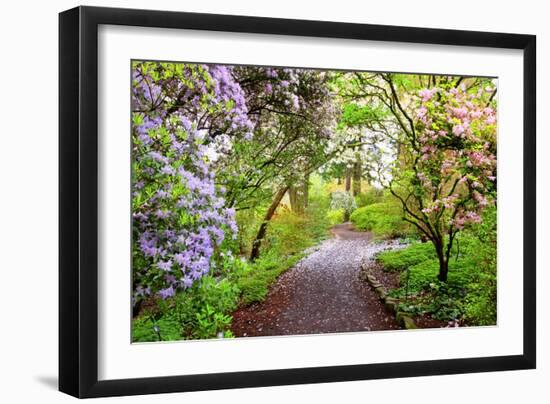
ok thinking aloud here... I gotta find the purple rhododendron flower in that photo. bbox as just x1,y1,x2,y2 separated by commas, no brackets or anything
158,286,175,299
131,62,255,302
157,260,172,272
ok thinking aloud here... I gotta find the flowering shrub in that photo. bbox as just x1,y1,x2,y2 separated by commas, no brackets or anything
391,83,497,280
130,62,329,306
414,85,496,229
329,191,357,217
131,62,252,305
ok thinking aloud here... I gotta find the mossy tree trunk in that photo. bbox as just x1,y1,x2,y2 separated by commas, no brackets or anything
436,244,449,282
345,166,352,193
343,167,352,222
250,186,289,261
288,175,309,214
288,186,298,212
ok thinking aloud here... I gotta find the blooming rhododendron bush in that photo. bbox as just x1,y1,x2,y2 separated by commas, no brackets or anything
132,62,250,305
391,83,497,281
130,62,498,342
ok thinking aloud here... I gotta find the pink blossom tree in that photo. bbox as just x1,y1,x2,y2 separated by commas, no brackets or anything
389,83,497,281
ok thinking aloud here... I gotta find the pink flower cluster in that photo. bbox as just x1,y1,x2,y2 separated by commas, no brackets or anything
412,83,497,231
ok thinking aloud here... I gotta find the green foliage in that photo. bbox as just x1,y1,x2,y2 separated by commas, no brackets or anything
235,208,263,257
133,192,331,341
132,315,182,342
188,277,241,315
393,257,474,322
267,209,313,255
376,242,436,271
193,305,233,339
236,252,303,305
355,187,384,207
338,103,388,129
400,259,471,296
132,275,241,342
350,201,412,238
461,207,497,326
326,209,345,225
381,208,496,325
267,195,330,256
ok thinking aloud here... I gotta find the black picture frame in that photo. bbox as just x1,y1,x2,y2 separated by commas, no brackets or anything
59,5,536,398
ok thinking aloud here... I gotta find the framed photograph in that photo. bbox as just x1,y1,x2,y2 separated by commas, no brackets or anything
59,6,536,398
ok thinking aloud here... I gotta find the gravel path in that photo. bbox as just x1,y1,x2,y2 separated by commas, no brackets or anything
231,223,401,337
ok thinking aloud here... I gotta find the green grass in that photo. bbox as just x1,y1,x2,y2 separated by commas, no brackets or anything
376,242,436,271
399,257,472,295
236,252,303,305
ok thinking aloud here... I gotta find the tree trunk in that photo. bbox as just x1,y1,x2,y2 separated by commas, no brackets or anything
288,186,298,212
343,167,352,222
250,186,289,261
429,238,449,282
343,211,350,222
337,177,342,185
436,244,449,282
345,167,352,192
352,160,362,196
288,176,309,214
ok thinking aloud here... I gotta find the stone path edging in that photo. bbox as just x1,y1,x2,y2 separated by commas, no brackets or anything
360,261,418,330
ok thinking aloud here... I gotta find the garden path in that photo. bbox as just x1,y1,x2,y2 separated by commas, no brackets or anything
231,223,401,337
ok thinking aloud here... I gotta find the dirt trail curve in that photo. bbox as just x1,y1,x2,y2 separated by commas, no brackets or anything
231,223,400,337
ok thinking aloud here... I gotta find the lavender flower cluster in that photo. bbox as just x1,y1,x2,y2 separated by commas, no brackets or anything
131,62,252,304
